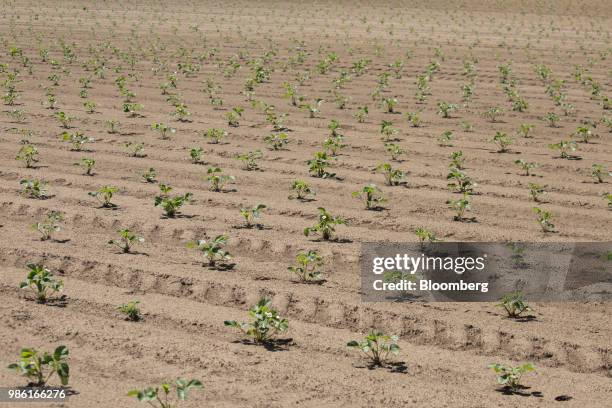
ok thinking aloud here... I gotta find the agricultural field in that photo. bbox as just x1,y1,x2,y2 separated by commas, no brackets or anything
0,0,611,406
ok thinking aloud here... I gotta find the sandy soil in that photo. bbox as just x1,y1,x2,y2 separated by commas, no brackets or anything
0,0,611,407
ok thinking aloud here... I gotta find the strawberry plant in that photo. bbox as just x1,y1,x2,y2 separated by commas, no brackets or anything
308,151,335,178
128,379,202,408
8,345,69,387
347,330,400,366
236,150,263,171
74,158,95,175
151,123,176,139
240,204,266,228
497,291,532,318
203,128,227,144
491,132,513,152
533,207,554,232
288,180,315,201
304,207,346,241
189,148,204,164
377,163,404,186
187,235,231,268
384,143,406,161
287,250,324,282
591,164,609,183
31,211,63,241
264,133,289,150
20,179,47,199
108,229,144,253
447,192,471,221
549,140,577,159
514,159,537,176
206,167,235,192
528,183,545,202
15,144,38,168
224,298,288,344
352,184,386,210
117,300,141,321
19,264,63,303
89,186,118,208
488,363,534,392
154,186,192,217
62,131,93,151
437,101,457,118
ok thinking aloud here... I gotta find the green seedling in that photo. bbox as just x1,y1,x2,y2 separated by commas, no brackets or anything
447,192,471,221
142,168,157,183
347,330,400,366
497,291,532,318
460,121,474,132
288,180,315,201
380,120,398,141
62,131,93,151
447,168,476,193
603,192,612,208
377,163,404,186
203,128,227,144
151,123,176,139
544,112,560,127
108,229,144,253
83,101,96,113
533,207,554,232
187,235,231,268
439,130,453,147
227,107,244,127
437,101,457,118
206,167,235,192
450,151,465,169
591,164,609,183
236,150,263,171
55,111,73,128
89,185,118,207
385,143,406,161
488,363,534,392
415,227,438,248
355,105,369,123
528,183,545,202
514,159,537,176
128,378,202,408
288,250,324,282
154,187,192,217
123,102,143,117
492,132,513,152
20,179,47,199
304,207,346,241
240,204,266,228
308,151,335,178
31,211,63,241
549,140,577,159
572,126,595,143
264,133,289,150
16,144,39,168
74,158,95,175
8,346,69,387
381,97,398,113
517,123,534,138
405,111,422,127
304,98,323,118
19,264,63,303
117,300,141,321
323,134,344,156
106,120,120,134
352,184,386,210
189,148,204,164
484,106,504,122
224,298,288,344
123,142,146,158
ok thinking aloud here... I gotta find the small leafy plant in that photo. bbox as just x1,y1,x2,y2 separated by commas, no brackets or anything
240,204,266,228
528,183,545,202
549,140,577,159
128,378,202,408
514,159,537,176
20,179,48,199
447,192,471,221
19,264,63,303
108,229,144,253
8,345,69,387
62,131,92,151
203,128,227,144
117,300,141,321
142,168,157,183
31,211,63,241
352,184,386,210
224,298,288,344
187,235,231,268
236,150,263,171
491,132,513,153
154,185,192,217
89,185,118,207
15,144,39,168
488,363,535,392
288,180,315,201
287,250,324,282
74,157,95,175
533,207,554,232
347,330,400,366
376,163,404,186
497,291,532,318
206,167,235,192
308,151,335,178
304,207,346,241
591,164,609,183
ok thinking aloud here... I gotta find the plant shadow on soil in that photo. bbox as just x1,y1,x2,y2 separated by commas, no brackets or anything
205,263,236,271
353,361,409,374
41,295,69,308
496,385,543,398
234,337,294,352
